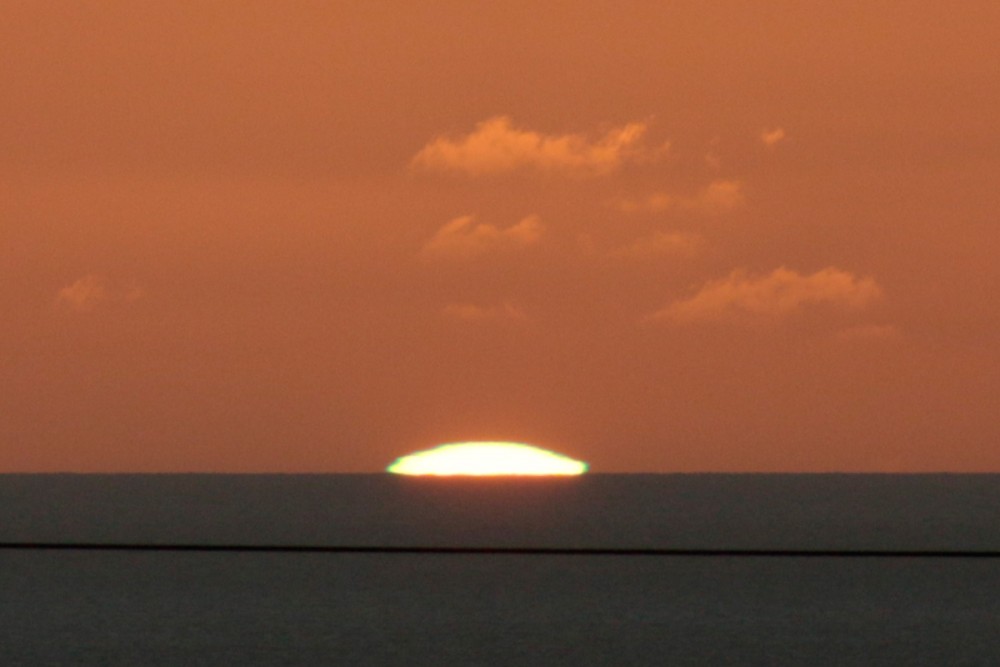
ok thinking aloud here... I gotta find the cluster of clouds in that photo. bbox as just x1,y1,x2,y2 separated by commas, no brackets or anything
47,116,881,339
410,116,887,333
55,275,144,313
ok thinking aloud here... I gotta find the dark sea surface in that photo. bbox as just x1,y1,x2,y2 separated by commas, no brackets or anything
1,474,999,665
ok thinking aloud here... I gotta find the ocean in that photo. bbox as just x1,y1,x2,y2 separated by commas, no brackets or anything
1,474,999,665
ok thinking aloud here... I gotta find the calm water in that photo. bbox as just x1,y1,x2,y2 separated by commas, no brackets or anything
1,474,999,665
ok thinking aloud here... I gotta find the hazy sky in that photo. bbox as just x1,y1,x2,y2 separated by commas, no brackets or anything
2,2,998,472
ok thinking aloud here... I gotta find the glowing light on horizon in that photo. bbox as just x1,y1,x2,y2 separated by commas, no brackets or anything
387,442,588,476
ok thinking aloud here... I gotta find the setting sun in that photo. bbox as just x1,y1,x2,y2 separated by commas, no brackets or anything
386,442,588,476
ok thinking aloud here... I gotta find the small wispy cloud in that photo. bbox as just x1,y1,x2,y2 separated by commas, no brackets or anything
647,266,882,324
688,179,745,215
420,214,543,260
616,193,674,214
835,323,901,341
610,231,701,260
442,301,527,323
411,116,666,176
615,179,745,215
705,136,722,170
761,127,787,148
55,275,144,312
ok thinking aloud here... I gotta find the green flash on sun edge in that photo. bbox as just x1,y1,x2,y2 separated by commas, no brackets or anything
386,441,588,476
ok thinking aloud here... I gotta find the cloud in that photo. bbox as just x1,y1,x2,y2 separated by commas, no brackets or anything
420,214,543,260
648,266,882,324
616,179,745,215
761,127,787,147
55,275,144,312
687,179,745,214
411,116,662,176
705,136,722,169
616,193,674,214
442,302,527,322
835,323,901,341
610,232,701,260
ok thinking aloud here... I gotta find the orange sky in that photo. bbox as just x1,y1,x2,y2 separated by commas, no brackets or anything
2,2,998,472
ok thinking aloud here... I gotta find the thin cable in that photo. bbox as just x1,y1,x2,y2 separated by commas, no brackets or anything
1,543,998,558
